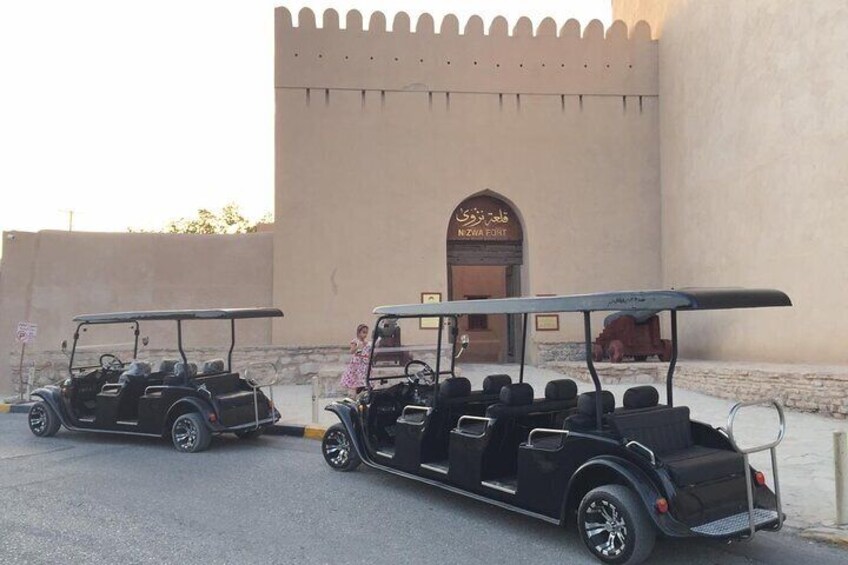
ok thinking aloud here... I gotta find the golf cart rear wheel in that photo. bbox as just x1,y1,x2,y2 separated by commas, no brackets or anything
235,427,263,439
171,412,212,453
28,401,61,437
577,484,656,565
322,423,361,472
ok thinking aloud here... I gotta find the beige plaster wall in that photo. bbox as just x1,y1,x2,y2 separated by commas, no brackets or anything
0,230,274,393
614,0,848,363
274,8,661,353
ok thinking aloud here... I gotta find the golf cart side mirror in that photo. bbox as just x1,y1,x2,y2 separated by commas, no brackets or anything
142,336,149,347
455,335,470,359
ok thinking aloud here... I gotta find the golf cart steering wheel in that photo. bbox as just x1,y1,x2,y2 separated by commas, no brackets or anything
99,353,124,371
404,360,435,386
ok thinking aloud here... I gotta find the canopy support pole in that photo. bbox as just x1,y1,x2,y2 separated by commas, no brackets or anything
176,320,188,365
448,316,458,377
132,322,140,359
228,318,236,373
433,317,444,409
583,312,603,430
519,313,529,383
666,310,678,407
365,317,385,390
68,323,83,377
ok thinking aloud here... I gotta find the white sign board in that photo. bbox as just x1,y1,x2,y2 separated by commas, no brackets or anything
15,322,38,344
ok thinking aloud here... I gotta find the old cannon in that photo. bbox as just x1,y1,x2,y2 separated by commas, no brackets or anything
592,309,673,363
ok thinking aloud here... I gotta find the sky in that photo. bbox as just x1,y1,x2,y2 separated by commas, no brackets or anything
0,1,611,239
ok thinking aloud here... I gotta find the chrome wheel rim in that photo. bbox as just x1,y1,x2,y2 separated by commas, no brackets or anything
323,430,350,467
584,499,628,559
173,417,198,451
29,404,48,435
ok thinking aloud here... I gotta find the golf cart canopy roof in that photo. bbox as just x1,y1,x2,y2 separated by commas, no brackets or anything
73,308,284,324
373,288,791,317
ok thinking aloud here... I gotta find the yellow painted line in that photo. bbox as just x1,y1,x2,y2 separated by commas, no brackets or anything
303,425,327,440
0,404,11,414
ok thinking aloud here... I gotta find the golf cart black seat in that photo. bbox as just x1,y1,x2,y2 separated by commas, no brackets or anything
157,359,179,375
116,361,152,385
96,361,152,422
479,374,512,400
164,361,197,386
201,358,225,375
448,382,578,487
608,404,746,486
459,374,513,416
564,391,616,433
392,377,473,471
618,385,662,412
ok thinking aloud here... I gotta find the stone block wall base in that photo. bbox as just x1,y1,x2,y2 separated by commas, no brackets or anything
7,346,350,392
540,360,848,419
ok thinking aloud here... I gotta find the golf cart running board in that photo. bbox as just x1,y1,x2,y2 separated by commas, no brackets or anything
420,461,449,475
376,447,395,459
691,509,779,538
481,478,517,495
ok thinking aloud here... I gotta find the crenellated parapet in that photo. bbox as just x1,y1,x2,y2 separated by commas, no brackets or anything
275,7,657,96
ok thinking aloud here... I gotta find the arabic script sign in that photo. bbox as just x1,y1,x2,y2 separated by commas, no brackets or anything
447,195,523,242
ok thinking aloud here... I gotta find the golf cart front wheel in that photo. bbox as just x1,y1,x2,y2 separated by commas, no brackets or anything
577,484,656,565
28,401,61,437
322,423,361,472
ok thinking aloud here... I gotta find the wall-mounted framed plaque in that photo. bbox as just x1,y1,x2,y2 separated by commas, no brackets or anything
534,294,560,331
420,292,442,329
535,314,560,332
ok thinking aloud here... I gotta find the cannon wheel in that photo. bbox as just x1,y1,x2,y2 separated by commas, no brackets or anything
591,343,604,362
658,339,673,362
607,340,625,363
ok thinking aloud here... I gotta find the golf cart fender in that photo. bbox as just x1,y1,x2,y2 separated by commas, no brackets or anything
30,386,70,427
165,397,216,432
562,455,686,537
325,401,367,461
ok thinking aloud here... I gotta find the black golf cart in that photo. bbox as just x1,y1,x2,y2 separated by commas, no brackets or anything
321,289,790,564
28,308,282,453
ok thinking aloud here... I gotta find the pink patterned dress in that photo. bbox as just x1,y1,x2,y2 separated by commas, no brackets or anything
340,339,372,389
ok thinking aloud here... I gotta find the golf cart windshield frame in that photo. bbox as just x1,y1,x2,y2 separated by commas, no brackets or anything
370,288,791,429
69,308,284,376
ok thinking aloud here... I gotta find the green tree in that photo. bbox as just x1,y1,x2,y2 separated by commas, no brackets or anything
130,204,272,234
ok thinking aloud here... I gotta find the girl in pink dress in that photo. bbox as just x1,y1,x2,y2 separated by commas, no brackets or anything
340,324,371,395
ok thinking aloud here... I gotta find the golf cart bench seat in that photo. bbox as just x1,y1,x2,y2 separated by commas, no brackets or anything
447,381,578,488
399,374,513,426
456,380,578,436
562,386,668,434
98,361,152,397
607,395,746,487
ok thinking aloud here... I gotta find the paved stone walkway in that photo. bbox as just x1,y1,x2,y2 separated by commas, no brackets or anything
274,363,848,531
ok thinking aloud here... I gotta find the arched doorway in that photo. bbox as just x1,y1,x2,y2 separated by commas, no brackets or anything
446,194,524,363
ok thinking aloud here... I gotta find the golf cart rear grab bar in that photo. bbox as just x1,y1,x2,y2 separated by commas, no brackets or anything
726,399,786,454
244,362,280,431
398,405,432,425
456,415,492,437
625,440,656,466
725,398,786,539
527,428,569,447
